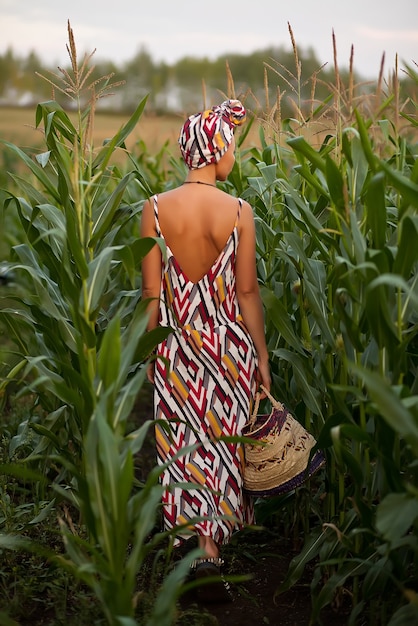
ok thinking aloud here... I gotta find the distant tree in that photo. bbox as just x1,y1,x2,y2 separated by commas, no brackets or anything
122,46,170,110
124,46,155,84
0,47,19,95
173,56,214,87
16,50,47,98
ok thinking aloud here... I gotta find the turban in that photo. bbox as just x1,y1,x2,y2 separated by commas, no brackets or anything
178,99,246,170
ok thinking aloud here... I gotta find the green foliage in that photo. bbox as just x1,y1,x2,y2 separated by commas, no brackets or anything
232,91,418,622
0,27,178,625
54,406,198,625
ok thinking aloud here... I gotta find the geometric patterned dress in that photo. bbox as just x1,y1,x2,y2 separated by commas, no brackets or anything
152,194,257,546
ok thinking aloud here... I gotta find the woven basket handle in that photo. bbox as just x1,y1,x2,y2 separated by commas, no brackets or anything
249,385,284,425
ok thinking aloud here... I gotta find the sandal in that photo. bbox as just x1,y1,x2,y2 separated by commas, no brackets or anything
192,557,232,604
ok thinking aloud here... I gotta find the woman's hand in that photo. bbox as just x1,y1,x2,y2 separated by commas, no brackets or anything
256,358,271,399
147,361,155,384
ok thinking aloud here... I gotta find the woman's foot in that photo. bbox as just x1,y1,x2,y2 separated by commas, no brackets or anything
198,536,219,559
194,558,232,604
177,534,232,602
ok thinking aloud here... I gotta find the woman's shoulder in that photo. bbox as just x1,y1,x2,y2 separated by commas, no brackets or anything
238,198,254,220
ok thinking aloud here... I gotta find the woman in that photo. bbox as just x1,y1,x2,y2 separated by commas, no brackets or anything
141,99,270,601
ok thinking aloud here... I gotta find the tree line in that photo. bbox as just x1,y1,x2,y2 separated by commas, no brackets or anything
0,44,416,116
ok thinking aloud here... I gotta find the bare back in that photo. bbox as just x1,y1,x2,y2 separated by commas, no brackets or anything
155,186,241,284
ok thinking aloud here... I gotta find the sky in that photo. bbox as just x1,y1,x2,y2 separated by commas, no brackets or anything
0,0,417,79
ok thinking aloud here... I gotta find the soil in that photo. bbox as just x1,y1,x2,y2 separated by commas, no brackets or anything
179,533,351,626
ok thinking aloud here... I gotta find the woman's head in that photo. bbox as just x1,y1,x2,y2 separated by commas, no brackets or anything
178,99,246,170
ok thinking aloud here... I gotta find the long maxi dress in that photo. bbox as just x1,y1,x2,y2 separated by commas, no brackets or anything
152,194,257,546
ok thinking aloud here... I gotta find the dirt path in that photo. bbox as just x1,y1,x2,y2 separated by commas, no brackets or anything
179,531,350,625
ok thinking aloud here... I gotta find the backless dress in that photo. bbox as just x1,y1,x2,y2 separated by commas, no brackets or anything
152,194,257,545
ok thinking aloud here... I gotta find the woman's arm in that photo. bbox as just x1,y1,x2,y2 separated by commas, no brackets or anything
235,201,271,392
140,198,162,333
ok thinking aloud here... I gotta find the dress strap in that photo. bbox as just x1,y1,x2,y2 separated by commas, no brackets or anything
234,198,243,227
153,194,162,237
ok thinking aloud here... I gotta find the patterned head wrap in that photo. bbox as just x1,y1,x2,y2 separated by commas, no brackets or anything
178,99,246,170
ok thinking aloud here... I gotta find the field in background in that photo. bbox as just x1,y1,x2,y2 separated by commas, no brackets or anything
0,106,265,159
0,106,183,155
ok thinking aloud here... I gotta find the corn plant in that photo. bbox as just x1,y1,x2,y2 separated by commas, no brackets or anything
233,60,418,621
0,23,190,624
208,39,418,621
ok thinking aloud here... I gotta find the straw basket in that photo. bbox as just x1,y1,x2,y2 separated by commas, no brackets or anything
242,386,325,497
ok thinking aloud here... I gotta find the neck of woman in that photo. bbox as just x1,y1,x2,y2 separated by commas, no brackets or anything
184,165,217,187
183,180,217,188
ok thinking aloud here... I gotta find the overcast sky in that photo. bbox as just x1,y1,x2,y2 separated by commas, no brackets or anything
0,0,417,79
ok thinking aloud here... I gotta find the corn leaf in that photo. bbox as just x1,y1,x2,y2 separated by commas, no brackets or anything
366,172,387,249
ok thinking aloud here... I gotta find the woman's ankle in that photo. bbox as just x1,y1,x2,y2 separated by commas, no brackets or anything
198,536,219,559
